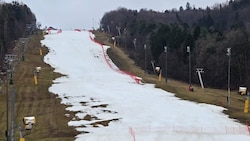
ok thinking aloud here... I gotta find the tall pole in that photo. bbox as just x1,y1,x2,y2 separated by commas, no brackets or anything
10,88,15,141
0,72,8,141
144,44,147,73
9,61,13,85
5,74,9,141
22,42,25,61
112,37,116,48
187,46,191,87
164,46,168,83
124,28,127,49
227,48,231,106
116,26,121,36
107,25,110,33
6,60,14,141
0,70,10,141
133,38,137,51
133,38,137,62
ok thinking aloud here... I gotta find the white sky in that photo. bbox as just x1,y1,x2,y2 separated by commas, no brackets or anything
4,0,229,29
41,30,250,141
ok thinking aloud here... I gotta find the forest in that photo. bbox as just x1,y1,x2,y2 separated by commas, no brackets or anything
0,1,36,67
99,0,250,90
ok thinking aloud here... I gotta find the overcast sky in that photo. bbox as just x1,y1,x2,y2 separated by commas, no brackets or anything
4,0,229,29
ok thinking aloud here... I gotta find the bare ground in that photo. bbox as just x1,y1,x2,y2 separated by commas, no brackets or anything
0,32,78,141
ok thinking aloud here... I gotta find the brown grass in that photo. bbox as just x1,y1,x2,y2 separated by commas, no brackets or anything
0,32,77,141
94,31,250,125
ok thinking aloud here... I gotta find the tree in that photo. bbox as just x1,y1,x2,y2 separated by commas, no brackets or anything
179,6,184,11
0,2,36,65
224,29,250,88
99,0,250,89
186,2,191,10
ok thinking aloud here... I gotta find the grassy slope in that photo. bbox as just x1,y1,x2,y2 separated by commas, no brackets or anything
94,31,250,125
0,32,77,141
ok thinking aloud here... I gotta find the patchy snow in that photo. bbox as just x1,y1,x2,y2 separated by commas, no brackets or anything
41,30,250,141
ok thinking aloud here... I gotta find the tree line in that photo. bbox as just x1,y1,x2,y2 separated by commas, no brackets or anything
99,0,250,90
0,1,36,67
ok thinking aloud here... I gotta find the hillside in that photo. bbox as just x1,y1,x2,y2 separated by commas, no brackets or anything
0,1,36,66
41,30,250,140
0,31,77,141
0,28,248,140
93,31,250,125
99,0,250,89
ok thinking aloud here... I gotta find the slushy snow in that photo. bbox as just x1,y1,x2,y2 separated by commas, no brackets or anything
41,30,250,141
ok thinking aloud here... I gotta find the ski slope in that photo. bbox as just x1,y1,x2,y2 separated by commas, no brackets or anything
41,30,250,141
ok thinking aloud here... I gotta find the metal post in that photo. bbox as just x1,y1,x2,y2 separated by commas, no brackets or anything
22,42,25,61
151,60,155,74
196,68,204,89
18,124,23,138
8,60,13,85
133,38,137,51
133,38,137,62
116,26,121,36
164,46,168,83
107,25,110,33
0,76,1,132
0,79,2,132
10,88,15,141
3,54,16,141
144,44,147,73
112,37,116,48
187,46,191,87
6,73,9,141
124,28,127,49
9,70,13,85
227,48,231,106
1,68,9,141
